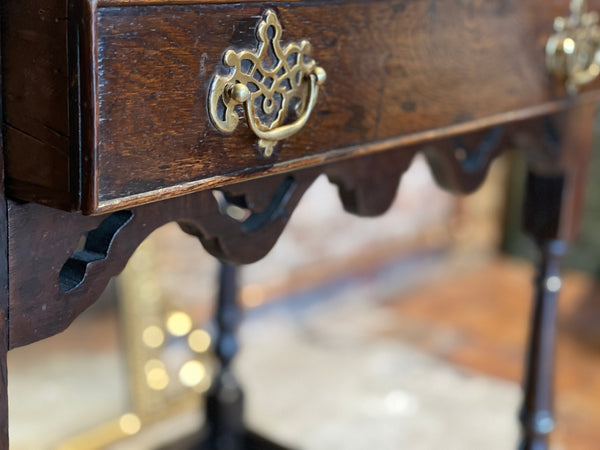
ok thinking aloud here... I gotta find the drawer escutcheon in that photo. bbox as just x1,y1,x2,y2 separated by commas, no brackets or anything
208,10,326,157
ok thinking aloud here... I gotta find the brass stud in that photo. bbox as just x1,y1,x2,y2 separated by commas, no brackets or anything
226,83,251,104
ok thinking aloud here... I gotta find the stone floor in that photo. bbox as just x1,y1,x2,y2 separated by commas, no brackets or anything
7,255,600,449
238,287,520,450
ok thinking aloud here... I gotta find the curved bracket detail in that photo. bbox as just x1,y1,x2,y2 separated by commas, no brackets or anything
9,125,514,349
423,126,507,194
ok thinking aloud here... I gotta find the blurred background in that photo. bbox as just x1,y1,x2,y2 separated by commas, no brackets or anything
7,124,600,449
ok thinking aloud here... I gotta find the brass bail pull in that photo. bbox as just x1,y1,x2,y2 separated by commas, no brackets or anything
547,0,600,93
208,10,326,157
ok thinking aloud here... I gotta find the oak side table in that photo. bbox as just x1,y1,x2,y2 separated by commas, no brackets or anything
2,0,600,448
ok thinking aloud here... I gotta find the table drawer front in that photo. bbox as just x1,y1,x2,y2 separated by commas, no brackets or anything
90,0,579,213
3,0,593,213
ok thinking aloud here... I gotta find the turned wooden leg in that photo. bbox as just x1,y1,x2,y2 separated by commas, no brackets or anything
204,262,245,450
518,103,596,450
201,262,291,450
519,235,565,450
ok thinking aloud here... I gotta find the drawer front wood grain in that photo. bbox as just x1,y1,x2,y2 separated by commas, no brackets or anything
4,0,600,213
88,0,592,213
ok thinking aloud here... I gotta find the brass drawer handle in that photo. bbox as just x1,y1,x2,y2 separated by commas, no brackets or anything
209,10,326,157
547,0,600,93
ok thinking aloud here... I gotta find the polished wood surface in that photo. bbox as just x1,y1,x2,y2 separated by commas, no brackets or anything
3,0,600,213
1,0,72,209
87,0,580,212
1,0,599,449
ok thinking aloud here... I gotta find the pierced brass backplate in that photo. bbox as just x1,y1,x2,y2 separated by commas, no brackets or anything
208,10,326,157
547,0,600,93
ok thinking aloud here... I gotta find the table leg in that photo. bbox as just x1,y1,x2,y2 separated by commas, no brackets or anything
204,262,245,449
520,217,565,448
202,262,291,450
518,103,597,450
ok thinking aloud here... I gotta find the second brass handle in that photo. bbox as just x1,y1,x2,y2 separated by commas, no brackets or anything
547,0,600,93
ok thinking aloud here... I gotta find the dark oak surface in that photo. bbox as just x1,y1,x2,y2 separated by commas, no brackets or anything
90,0,562,207
1,0,72,209
3,0,600,213
76,0,600,212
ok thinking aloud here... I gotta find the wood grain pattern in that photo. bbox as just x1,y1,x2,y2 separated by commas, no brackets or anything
88,0,597,213
1,0,73,209
3,0,600,213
